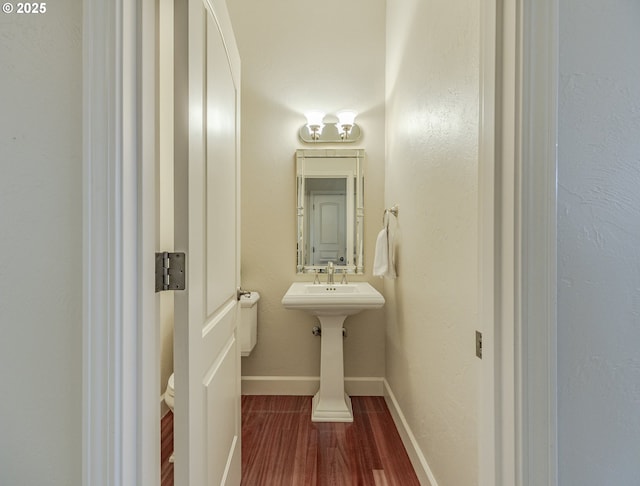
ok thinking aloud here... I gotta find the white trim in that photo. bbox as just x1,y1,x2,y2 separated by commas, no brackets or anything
383,380,438,486
478,0,499,484
344,377,384,396
519,0,558,484
479,0,520,483
479,1,559,485
241,376,384,396
138,0,160,482
82,0,122,483
83,0,158,484
497,1,520,483
160,394,170,417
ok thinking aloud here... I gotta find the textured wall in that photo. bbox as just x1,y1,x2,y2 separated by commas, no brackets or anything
558,0,640,483
0,4,82,484
384,0,479,484
227,0,387,378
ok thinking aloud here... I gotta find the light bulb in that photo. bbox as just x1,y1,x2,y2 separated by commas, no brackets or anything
336,110,357,139
336,110,357,127
304,111,325,140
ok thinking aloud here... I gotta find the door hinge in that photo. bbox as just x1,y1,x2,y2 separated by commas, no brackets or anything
475,330,482,359
155,252,186,292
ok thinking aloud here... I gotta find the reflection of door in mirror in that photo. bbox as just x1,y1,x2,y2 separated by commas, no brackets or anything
310,192,346,265
296,149,365,274
305,177,347,266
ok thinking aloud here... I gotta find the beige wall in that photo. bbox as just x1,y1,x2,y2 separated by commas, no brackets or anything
227,0,387,378
0,2,82,483
385,0,479,484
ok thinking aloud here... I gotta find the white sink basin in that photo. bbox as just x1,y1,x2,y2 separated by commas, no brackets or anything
282,280,385,422
281,281,385,316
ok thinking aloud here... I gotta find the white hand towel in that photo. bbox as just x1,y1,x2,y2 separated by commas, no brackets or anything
373,226,397,279
373,229,389,277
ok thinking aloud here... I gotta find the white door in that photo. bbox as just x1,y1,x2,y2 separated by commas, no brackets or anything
173,0,241,484
310,193,347,265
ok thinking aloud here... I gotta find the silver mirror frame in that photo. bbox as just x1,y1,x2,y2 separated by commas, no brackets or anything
296,149,365,275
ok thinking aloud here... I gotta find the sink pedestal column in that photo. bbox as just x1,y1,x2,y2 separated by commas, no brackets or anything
312,315,353,422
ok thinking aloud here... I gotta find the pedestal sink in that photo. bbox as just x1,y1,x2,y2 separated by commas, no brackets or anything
282,281,385,422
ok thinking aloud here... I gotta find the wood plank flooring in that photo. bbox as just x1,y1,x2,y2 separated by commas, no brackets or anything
242,395,419,486
160,395,420,486
161,410,174,486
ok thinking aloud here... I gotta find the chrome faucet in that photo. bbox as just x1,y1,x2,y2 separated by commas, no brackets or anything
326,261,335,284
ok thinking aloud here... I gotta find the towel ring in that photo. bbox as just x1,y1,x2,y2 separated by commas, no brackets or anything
382,205,399,228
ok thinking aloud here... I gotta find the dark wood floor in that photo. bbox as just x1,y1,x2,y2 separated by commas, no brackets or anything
242,395,420,486
161,395,420,486
161,410,174,486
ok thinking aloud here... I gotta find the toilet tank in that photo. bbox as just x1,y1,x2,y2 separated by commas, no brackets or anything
239,291,260,357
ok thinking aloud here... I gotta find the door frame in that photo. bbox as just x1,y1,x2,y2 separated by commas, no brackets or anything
82,0,560,484
478,0,558,485
82,0,158,484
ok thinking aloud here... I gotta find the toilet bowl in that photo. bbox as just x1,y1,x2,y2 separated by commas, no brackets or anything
164,373,175,463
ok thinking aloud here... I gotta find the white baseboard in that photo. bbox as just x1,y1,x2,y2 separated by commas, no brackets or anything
383,379,439,486
345,377,385,396
241,375,384,396
160,394,168,416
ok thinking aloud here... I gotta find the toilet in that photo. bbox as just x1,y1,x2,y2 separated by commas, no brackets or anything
163,290,259,463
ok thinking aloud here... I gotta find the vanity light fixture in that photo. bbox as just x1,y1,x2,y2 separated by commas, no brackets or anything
299,110,362,143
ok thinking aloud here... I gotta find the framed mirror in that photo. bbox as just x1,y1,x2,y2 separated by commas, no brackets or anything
296,149,365,274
